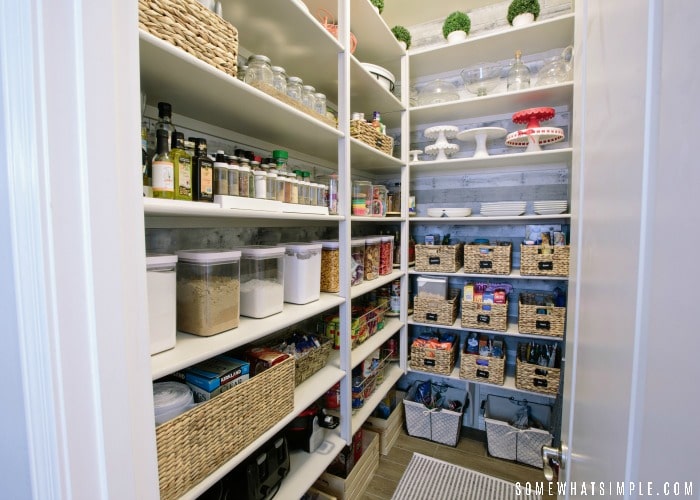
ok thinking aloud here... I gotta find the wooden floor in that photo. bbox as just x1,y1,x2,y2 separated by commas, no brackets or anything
361,428,555,500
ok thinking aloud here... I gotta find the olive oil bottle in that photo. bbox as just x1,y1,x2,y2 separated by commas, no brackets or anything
152,129,174,199
191,137,214,202
170,132,192,201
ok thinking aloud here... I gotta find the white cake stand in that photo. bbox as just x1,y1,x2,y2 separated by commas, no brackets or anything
505,127,565,152
409,149,423,162
424,125,459,161
456,127,508,158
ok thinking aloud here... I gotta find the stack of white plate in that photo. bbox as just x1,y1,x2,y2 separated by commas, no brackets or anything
427,207,472,218
480,201,527,217
533,200,568,215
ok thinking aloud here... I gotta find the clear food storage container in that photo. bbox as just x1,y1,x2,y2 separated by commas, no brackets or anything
351,238,366,286
176,249,241,336
363,236,381,280
279,242,322,304
318,240,340,293
379,235,394,275
146,253,177,355
238,246,286,318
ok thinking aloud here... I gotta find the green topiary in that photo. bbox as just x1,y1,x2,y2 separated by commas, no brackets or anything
391,25,412,49
442,11,471,39
370,0,384,14
507,0,541,25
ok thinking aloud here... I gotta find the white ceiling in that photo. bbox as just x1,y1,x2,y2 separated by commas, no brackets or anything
382,0,496,27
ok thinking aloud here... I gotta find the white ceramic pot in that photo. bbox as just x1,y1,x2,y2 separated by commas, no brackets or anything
398,40,407,51
446,30,468,44
512,12,535,27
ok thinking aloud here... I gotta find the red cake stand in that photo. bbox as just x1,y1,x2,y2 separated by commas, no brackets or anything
506,107,564,152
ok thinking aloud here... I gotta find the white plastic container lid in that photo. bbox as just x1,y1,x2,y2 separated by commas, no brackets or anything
176,248,241,263
238,245,286,258
278,242,322,253
153,381,193,415
351,238,366,246
381,235,395,242
146,253,178,270
315,240,340,250
364,236,382,245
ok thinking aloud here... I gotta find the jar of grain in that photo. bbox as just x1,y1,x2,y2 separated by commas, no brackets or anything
318,240,340,293
175,249,241,336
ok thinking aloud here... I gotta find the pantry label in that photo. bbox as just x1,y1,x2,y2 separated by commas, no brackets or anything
538,261,554,271
423,359,436,367
479,260,493,269
426,313,438,321
533,378,548,388
477,314,490,324
476,369,489,378
536,320,551,330
428,256,441,265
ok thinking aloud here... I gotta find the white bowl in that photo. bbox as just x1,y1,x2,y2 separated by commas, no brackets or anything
361,63,395,92
427,207,472,218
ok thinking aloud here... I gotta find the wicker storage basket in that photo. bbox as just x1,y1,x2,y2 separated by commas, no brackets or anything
461,301,508,331
155,357,295,499
414,243,464,273
139,0,238,78
518,295,566,337
464,243,512,275
413,289,460,326
409,337,458,375
515,358,560,396
520,244,570,277
294,336,333,386
350,119,394,156
459,352,506,386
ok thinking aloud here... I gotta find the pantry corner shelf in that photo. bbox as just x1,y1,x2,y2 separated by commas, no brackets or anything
407,268,569,281
351,318,404,370
350,138,403,174
351,363,404,436
407,315,565,342
179,362,345,500
151,294,345,380
349,270,404,299
351,56,405,127
409,214,571,224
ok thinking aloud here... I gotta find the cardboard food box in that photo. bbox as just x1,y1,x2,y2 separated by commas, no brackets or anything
184,355,250,403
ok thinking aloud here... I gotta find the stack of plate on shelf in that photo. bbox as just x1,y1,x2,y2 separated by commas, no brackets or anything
533,200,568,215
479,201,527,217
427,207,472,218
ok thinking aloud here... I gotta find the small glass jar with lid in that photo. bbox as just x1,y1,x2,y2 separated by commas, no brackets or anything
288,172,299,204
301,85,316,110
238,65,247,82
292,170,305,204
271,66,287,94
286,76,303,102
313,93,327,116
238,162,251,198
308,181,318,206
265,169,278,201
317,183,327,209
213,151,229,196
254,170,267,199
244,54,274,87
272,149,289,172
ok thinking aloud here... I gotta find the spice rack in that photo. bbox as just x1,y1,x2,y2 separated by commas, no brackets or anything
141,0,408,498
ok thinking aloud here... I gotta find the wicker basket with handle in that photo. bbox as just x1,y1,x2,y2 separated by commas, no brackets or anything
464,242,512,275
520,244,570,277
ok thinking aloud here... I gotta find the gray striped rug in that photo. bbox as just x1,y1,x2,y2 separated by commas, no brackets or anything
391,453,542,500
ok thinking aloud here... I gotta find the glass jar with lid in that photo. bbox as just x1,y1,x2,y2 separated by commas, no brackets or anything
371,184,388,217
213,151,229,196
313,93,327,116
265,169,278,201
244,54,274,87
272,149,289,172
288,171,299,204
286,76,303,102
352,180,372,216
238,65,247,82
254,170,267,199
292,170,305,204
301,85,316,110
317,183,327,209
271,66,287,94
227,156,240,196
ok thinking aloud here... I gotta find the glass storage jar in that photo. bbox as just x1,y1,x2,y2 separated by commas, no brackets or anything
313,93,327,116
244,54,274,87
271,65,287,94
265,170,278,201
301,85,316,110
238,163,251,197
175,249,241,336
352,180,372,216
286,76,303,102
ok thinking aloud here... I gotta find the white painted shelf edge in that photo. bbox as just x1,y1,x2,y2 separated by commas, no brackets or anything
407,315,564,342
410,214,571,223
407,268,569,281
349,270,403,299
179,361,346,499
152,294,345,380
351,318,404,369
351,363,404,436
409,147,572,172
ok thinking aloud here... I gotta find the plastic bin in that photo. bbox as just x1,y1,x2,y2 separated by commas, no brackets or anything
318,240,340,293
176,249,241,336
363,236,381,280
146,253,177,354
238,246,285,318
279,242,322,304
350,238,365,286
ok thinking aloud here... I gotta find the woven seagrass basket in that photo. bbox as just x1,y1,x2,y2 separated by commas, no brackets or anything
414,243,464,273
139,0,238,78
520,244,570,277
461,301,508,331
155,357,294,499
409,338,458,375
459,352,506,385
464,243,511,275
413,289,460,326
515,357,560,395
350,119,394,156
518,295,566,337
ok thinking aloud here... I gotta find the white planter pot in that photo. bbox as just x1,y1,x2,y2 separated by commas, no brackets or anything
446,30,468,44
398,40,407,51
512,12,535,27
372,5,379,15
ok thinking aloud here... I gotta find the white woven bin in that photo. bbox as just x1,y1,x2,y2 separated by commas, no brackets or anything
484,394,553,468
404,382,467,447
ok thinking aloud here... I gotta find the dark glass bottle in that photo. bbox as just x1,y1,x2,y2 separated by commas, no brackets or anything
171,132,192,201
190,137,214,202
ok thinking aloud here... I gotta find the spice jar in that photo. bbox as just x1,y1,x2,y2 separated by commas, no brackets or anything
301,85,316,110
238,162,251,197
286,76,303,102
287,171,299,204
213,151,229,196
379,235,394,275
350,238,366,286
227,157,240,196
308,181,318,206
244,54,273,87
318,183,328,209
364,236,381,280
265,170,278,201
313,92,327,116
352,180,372,216
254,170,267,199
271,65,287,94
